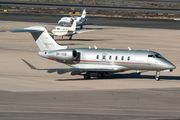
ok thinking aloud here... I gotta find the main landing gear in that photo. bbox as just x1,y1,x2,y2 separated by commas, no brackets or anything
80,25,83,29
83,72,91,79
83,72,105,79
97,72,105,79
155,71,160,81
69,36,72,40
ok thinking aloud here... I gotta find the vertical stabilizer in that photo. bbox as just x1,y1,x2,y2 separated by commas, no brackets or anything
11,26,68,51
81,8,86,18
68,20,77,32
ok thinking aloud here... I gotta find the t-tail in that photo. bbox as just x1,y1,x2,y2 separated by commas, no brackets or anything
81,8,86,18
10,26,68,51
69,20,77,32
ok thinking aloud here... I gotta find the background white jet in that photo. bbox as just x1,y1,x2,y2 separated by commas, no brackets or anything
52,20,96,40
57,8,87,28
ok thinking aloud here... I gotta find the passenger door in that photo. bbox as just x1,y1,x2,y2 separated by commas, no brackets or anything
102,53,107,62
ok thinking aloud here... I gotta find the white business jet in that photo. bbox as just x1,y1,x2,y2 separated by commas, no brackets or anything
52,20,96,40
58,8,87,28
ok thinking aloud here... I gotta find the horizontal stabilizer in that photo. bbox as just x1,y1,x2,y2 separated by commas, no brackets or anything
10,29,43,33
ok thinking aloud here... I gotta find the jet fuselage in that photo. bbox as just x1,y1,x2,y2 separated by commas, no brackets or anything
39,48,176,72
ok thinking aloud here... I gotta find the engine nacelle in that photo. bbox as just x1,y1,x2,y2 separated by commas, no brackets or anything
48,49,78,63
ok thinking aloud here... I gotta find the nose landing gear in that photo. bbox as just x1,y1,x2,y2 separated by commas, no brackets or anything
155,71,160,81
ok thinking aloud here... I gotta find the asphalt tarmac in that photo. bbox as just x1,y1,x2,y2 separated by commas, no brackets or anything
2,1,180,12
1,13,180,29
0,15,180,120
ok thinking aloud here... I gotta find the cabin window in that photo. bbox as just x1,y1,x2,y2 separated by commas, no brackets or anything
96,55,99,59
115,56,118,60
109,56,112,60
121,56,124,60
127,56,130,61
57,28,60,30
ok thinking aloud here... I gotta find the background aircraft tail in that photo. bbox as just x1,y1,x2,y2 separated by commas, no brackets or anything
69,20,77,31
81,8,86,18
10,26,68,51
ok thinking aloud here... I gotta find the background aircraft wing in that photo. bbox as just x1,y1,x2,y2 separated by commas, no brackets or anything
75,28,96,34
75,28,103,34
78,21,105,27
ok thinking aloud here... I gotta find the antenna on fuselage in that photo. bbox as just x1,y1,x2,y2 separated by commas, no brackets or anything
128,47,131,51
94,45,97,49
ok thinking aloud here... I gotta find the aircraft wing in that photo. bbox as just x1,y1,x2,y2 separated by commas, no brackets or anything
77,21,105,27
22,59,113,74
74,28,102,34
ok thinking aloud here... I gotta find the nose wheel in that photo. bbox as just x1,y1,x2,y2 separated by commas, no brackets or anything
155,71,160,81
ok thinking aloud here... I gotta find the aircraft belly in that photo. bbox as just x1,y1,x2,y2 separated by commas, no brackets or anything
126,63,165,71
115,62,158,71
67,31,74,36
71,63,128,72
72,64,111,69
52,31,67,36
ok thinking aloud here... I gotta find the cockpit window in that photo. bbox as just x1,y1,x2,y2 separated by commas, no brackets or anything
148,54,163,58
154,54,162,58
148,55,155,58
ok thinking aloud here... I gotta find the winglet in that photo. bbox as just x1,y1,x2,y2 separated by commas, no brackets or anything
22,59,38,70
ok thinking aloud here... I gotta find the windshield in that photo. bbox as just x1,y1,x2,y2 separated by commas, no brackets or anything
148,54,163,58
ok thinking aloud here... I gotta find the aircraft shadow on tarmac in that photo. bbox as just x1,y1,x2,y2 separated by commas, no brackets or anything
56,72,180,81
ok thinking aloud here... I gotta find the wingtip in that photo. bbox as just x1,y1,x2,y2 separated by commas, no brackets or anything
22,59,38,70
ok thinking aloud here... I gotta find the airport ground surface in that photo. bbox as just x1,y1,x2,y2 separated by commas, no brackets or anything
2,13,180,30
0,18,180,120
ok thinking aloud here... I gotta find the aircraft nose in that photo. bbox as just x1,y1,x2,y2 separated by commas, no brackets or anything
166,61,176,70
169,63,176,69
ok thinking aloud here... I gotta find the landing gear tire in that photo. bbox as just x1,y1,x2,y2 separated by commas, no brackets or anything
69,36,72,40
155,71,160,81
84,72,91,79
155,77,160,81
97,72,105,79
84,74,90,79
